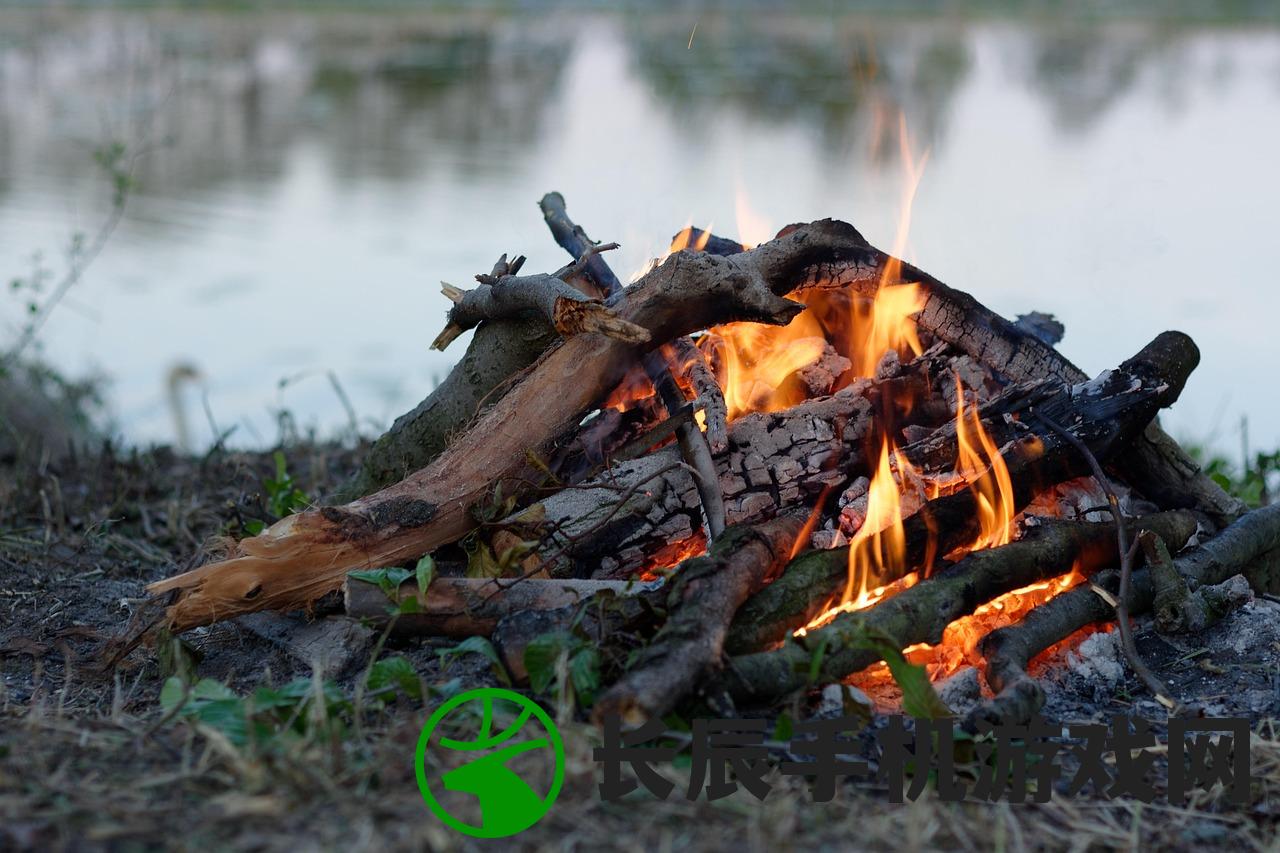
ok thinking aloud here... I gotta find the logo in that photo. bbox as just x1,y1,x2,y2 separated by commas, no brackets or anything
415,687,565,838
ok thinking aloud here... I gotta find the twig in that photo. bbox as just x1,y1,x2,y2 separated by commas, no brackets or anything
1035,411,1178,711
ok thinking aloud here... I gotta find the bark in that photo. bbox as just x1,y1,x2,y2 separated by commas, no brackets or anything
966,501,1280,728
725,332,1200,651
699,228,1243,527
147,219,875,632
717,511,1198,706
343,575,660,638
522,344,962,579
592,515,805,726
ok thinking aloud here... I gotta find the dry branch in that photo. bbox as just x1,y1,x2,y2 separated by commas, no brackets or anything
592,514,805,726
717,511,1198,707
344,575,660,637
431,250,648,352
967,501,1280,728
148,219,871,632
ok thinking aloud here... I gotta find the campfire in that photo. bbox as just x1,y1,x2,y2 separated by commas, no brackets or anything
143,185,1280,730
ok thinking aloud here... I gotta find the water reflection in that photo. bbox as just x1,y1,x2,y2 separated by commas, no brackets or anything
628,17,971,160
1,9,1278,453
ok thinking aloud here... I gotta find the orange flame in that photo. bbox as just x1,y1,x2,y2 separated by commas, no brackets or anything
953,375,1016,553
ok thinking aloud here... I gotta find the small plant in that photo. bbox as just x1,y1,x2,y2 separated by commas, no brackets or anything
244,451,311,534
524,630,602,708
1187,436,1279,509
159,656,424,748
348,555,435,615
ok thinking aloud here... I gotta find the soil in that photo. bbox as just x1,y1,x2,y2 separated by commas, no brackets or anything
1,442,1278,851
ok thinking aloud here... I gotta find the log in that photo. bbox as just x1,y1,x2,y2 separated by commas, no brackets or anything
335,317,552,501
966,501,1280,728
336,251,579,501
725,331,1200,651
147,219,875,632
344,575,661,638
697,228,1244,527
717,511,1198,707
592,514,805,726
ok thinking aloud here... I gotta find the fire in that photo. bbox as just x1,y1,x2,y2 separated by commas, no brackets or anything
669,222,714,253
953,375,1016,553
629,117,1074,691
845,439,911,606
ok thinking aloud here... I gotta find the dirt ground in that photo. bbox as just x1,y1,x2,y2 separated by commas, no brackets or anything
2,442,1279,852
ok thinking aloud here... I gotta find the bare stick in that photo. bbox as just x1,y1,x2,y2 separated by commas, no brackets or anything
1035,412,1177,711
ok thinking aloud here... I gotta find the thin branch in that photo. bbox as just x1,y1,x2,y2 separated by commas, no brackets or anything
1035,411,1178,711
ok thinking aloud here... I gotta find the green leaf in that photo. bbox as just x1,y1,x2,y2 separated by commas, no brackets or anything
159,676,187,713
569,647,600,702
806,635,830,685
854,631,952,719
415,555,436,598
774,712,794,742
348,566,412,597
189,678,238,702
367,656,422,700
523,633,566,694
438,636,511,686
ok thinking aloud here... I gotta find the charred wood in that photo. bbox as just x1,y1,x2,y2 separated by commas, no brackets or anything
592,515,805,726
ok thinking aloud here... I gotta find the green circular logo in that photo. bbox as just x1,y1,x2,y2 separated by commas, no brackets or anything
414,687,564,838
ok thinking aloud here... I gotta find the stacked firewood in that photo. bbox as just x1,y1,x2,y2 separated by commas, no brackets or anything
144,192,1280,727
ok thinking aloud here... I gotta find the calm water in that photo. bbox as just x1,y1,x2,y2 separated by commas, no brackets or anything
3,8,1279,455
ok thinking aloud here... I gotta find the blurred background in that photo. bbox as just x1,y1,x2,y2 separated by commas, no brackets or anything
2,2,1279,459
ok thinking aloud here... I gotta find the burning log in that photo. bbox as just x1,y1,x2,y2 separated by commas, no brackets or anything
717,511,1198,707
966,502,1280,729
697,227,1243,527
592,514,805,726
518,346,963,579
725,331,1199,651
343,575,661,638
147,219,880,632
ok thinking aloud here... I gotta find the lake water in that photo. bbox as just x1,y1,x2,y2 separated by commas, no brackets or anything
3,8,1279,457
